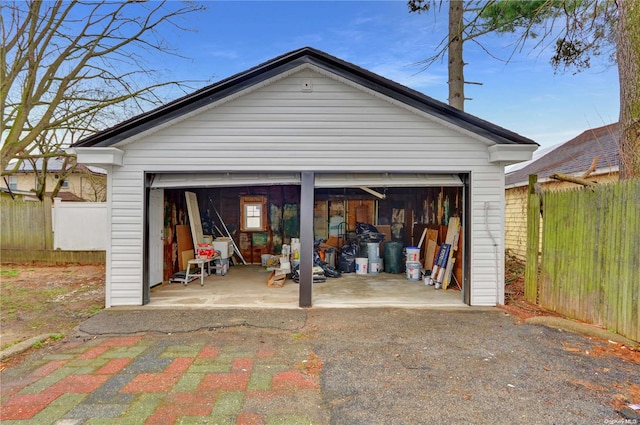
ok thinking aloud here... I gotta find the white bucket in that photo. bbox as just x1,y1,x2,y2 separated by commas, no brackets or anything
368,259,381,274
406,261,421,281
406,247,420,263
355,258,368,274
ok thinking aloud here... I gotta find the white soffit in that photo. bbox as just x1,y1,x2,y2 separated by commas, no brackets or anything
151,173,301,189
314,173,463,188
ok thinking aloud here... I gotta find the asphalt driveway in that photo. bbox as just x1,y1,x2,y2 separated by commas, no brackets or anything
1,307,638,424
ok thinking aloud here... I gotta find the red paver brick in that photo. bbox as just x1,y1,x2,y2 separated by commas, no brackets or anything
103,336,143,347
145,405,178,425
1,390,60,407
271,371,319,390
121,373,180,393
50,374,111,394
171,400,213,417
77,345,110,360
232,357,253,372
198,372,250,391
149,402,213,420
198,346,221,358
237,412,266,425
164,357,194,374
95,357,133,375
0,403,48,421
167,391,218,406
32,360,68,377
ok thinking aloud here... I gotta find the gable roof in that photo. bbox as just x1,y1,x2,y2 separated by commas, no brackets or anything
74,47,536,148
505,122,620,187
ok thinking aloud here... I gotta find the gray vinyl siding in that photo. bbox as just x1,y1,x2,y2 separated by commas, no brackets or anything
107,67,506,306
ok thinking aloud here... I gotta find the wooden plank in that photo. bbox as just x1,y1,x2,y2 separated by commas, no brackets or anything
181,250,194,271
176,225,194,271
423,229,439,270
185,191,204,246
424,239,438,271
525,175,540,303
417,228,427,249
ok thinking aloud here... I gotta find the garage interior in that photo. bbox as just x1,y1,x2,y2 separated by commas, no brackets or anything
148,173,468,308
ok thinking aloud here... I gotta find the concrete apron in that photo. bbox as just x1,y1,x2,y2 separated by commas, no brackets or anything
148,265,465,309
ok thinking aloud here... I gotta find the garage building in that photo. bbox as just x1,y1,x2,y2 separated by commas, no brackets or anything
71,47,537,308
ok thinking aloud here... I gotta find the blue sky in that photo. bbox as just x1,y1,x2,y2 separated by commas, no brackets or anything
157,0,619,149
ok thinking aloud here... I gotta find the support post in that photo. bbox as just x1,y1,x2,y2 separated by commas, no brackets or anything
299,172,314,307
525,174,540,303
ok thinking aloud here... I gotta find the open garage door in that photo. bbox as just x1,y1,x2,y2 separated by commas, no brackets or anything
151,172,301,189
314,173,464,188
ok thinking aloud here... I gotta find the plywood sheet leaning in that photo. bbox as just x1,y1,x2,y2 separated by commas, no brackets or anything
176,224,194,271
424,229,439,270
185,191,205,246
181,249,195,271
443,217,460,290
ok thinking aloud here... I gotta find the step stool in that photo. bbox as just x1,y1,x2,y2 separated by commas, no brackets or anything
185,258,207,286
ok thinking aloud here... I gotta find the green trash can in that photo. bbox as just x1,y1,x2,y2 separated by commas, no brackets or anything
384,241,403,274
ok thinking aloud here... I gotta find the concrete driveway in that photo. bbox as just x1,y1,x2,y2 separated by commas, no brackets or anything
1,307,638,424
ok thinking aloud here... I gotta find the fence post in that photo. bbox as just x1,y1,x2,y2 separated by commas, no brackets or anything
44,197,53,250
525,175,540,303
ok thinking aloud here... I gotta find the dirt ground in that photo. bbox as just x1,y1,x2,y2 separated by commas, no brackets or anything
0,264,105,354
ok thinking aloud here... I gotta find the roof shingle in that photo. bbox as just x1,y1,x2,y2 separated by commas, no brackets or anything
505,122,619,186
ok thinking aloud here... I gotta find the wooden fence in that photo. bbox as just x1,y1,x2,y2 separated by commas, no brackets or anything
0,199,105,265
534,179,640,342
1,198,53,250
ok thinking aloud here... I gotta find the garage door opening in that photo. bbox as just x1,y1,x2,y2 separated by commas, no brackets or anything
145,172,469,307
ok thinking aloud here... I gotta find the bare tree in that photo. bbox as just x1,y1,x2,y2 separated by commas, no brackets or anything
1,0,206,196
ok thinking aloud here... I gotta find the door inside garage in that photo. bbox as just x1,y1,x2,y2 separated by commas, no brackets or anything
146,172,469,306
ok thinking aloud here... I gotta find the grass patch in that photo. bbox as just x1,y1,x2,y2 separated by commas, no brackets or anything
0,286,68,313
0,269,20,277
84,305,103,316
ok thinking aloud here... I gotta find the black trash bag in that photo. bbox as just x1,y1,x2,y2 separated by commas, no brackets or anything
322,264,341,278
355,222,379,235
338,241,358,273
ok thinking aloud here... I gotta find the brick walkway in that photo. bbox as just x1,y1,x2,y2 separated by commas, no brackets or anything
1,331,326,424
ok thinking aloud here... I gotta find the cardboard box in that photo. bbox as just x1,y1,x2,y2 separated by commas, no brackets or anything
213,237,234,259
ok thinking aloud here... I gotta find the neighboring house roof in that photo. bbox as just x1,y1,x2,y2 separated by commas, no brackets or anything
505,122,620,187
6,157,105,175
0,187,84,202
504,143,561,174
74,46,537,148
